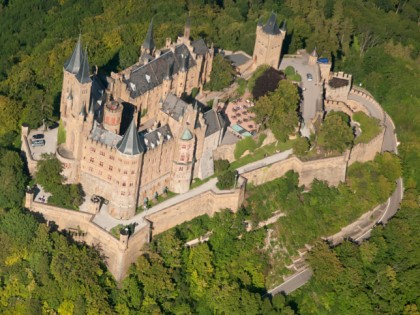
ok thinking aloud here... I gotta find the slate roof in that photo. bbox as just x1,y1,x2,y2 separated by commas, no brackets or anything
126,44,196,98
225,53,250,67
161,93,189,121
64,34,83,74
116,118,144,155
143,125,173,150
191,38,208,55
76,50,91,84
328,77,349,89
203,109,225,137
263,12,280,35
90,122,122,147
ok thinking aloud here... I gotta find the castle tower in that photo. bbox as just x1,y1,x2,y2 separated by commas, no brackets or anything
109,117,145,219
252,12,286,69
170,128,195,194
103,100,123,134
308,47,318,65
141,19,155,56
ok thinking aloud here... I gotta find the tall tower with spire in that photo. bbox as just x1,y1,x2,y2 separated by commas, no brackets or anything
60,35,92,166
141,19,155,56
252,13,286,69
110,116,144,219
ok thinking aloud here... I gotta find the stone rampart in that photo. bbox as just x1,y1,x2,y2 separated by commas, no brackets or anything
348,128,385,165
324,100,354,117
349,87,385,122
21,131,37,175
241,153,349,187
146,181,246,235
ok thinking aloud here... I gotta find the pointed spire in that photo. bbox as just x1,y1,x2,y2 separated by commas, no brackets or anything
281,20,287,32
263,12,280,35
184,14,191,40
76,48,91,84
64,34,83,74
116,117,144,155
143,19,155,52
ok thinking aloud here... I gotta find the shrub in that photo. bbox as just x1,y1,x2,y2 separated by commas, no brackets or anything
216,170,238,190
214,159,230,174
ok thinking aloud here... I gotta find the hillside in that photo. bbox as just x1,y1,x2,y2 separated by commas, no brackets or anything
0,0,419,313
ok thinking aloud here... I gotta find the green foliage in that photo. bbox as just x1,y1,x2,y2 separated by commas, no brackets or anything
216,169,238,190
353,111,382,144
35,154,84,209
57,120,66,145
236,77,247,96
205,54,235,91
247,65,270,94
317,112,354,153
293,136,310,157
0,149,28,209
234,136,260,160
284,66,302,82
214,159,230,174
0,95,23,135
252,80,300,142
252,67,285,99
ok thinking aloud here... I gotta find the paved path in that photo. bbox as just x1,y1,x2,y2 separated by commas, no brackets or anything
268,268,313,295
279,55,323,130
92,149,293,231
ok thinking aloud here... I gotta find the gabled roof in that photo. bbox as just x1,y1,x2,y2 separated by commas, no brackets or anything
116,117,144,155
143,19,155,51
263,12,280,35
203,109,225,137
161,93,189,121
191,38,208,55
143,125,172,150
76,50,91,84
126,44,196,98
64,34,83,74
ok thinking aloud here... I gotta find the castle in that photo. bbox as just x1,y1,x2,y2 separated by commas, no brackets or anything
56,14,286,220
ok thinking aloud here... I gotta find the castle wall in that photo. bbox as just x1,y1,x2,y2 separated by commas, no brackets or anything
213,143,236,162
348,128,385,165
241,153,349,187
145,183,245,235
325,72,352,102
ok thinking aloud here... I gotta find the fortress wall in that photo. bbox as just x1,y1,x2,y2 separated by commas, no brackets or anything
146,186,245,235
21,135,38,175
324,100,354,117
241,154,349,188
348,128,385,165
349,88,385,122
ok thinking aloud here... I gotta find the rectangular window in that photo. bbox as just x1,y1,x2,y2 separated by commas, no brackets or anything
100,151,105,156
99,161,104,167
88,167,93,172
109,166,113,171
90,147,96,153
89,157,94,163
110,156,115,160
108,175,112,180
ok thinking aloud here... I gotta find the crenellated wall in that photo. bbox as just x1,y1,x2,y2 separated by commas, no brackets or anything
348,128,385,165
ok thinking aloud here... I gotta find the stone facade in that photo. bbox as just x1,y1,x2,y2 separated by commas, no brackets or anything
252,13,286,69
57,21,225,220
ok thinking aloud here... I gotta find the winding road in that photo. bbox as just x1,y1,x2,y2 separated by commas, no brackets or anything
268,85,403,297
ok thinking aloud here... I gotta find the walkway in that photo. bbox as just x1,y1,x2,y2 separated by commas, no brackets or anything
92,149,293,231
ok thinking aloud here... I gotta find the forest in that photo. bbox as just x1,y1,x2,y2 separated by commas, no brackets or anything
0,0,419,314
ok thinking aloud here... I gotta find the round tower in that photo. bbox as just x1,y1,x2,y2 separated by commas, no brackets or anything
103,100,123,134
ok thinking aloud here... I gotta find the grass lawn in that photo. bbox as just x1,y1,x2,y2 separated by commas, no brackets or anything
57,120,66,145
136,191,178,214
229,139,295,170
353,111,382,144
110,224,124,239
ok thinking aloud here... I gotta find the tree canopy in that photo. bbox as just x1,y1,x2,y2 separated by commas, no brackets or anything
252,80,300,141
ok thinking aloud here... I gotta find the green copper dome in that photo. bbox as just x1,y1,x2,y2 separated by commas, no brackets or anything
181,128,193,141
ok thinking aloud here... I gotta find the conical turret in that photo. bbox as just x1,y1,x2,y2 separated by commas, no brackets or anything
116,117,144,155
263,12,280,35
64,34,83,74
76,48,91,84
